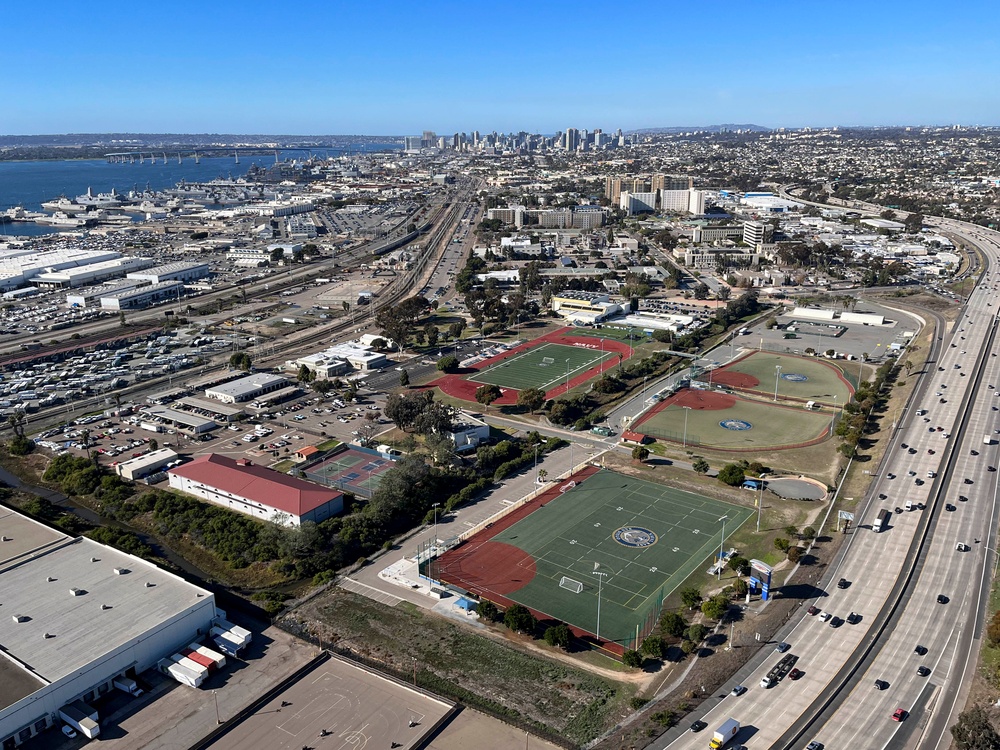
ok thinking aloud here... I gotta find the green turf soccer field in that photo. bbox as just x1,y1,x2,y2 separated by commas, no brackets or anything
466,342,615,391
489,470,753,646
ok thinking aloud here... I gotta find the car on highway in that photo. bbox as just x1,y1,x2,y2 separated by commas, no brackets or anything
914,644,928,655
937,594,949,604
806,742,824,750
807,606,820,616
892,708,907,722
917,666,931,676
818,611,832,622
775,641,791,653
874,680,889,690
846,612,862,624
789,668,803,680
837,578,850,589
731,685,747,696
690,720,707,733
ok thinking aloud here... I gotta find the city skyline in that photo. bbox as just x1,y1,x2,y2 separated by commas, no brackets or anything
2,0,999,134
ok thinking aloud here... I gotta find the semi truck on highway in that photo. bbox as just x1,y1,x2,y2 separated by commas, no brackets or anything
709,718,740,749
760,653,798,688
873,508,891,532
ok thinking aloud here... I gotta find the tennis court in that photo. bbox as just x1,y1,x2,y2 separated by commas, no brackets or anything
302,445,394,497
433,469,752,649
466,342,616,392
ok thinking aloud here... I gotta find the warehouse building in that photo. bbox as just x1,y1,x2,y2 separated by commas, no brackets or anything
126,261,210,285
0,508,217,747
115,448,179,481
66,280,147,308
204,373,290,404
167,454,344,526
33,257,155,289
99,280,185,311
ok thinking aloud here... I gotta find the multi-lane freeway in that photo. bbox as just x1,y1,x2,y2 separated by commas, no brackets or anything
654,210,1000,749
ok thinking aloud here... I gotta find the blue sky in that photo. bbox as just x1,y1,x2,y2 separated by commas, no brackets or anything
2,0,997,134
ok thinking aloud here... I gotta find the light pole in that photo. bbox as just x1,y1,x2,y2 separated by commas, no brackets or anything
831,395,838,434
565,358,571,393
432,502,440,543
717,515,729,579
533,444,539,483
756,481,764,532
773,365,783,402
682,406,692,449
592,570,608,641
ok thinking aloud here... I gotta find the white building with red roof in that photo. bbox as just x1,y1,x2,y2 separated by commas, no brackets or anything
167,454,343,527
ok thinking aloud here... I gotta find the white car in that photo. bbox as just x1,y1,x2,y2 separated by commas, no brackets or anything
61,725,78,738
818,611,832,622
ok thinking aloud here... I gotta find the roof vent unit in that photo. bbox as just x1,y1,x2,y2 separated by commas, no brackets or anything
113,567,129,575
101,604,112,610
69,588,86,597
43,633,55,639
46,576,56,582
12,614,28,623
145,582,156,588
91,557,100,563
1,536,10,542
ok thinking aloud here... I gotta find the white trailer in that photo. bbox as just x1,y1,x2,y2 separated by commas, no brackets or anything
191,643,227,669
157,657,205,688
210,628,245,656
58,701,100,739
172,653,210,680
213,618,252,646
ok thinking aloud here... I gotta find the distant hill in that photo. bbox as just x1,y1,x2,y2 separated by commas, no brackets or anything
626,124,771,135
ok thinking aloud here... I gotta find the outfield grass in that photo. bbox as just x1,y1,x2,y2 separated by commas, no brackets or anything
488,470,753,646
718,351,853,406
638,398,832,450
467,341,614,391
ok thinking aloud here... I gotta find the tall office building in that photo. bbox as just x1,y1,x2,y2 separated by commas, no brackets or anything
688,190,705,216
564,128,579,151
421,130,437,148
605,176,623,203
404,136,422,152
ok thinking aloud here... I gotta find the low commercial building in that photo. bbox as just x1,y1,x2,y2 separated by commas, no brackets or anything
142,406,218,434
0,509,216,747
34,257,155,288
99,280,185,311
204,373,289,404
66,281,146,308
115,448,179,480
550,291,622,324
447,413,490,452
126,261,210,285
167,454,344,526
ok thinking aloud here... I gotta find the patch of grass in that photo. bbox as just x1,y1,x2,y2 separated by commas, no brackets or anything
315,438,341,451
271,460,295,473
292,588,634,745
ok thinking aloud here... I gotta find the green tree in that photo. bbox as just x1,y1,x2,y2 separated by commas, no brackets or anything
229,352,252,371
148,438,159,452
475,383,503,411
631,445,650,462
774,537,791,553
685,623,708,643
717,463,746,486
728,555,751,576
543,623,572,649
692,458,710,474
622,649,643,668
701,594,729,621
733,578,749,596
476,600,500,622
787,546,802,563
951,704,1000,750
802,526,817,540
425,325,439,347
641,635,666,658
660,611,687,638
7,434,34,456
436,355,460,373
399,369,410,388
987,612,1000,647
516,387,546,414
503,603,537,635
680,586,703,610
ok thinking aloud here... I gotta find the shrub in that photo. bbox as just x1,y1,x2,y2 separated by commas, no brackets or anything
787,546,802,563
685,623,709,643
717,463,746,486
660,611,687,637
543,623,572,649
622,649,643,668
503,603,537,635
476,600,500,622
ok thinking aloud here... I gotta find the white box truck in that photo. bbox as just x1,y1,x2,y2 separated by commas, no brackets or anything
709,718,740,749
140,422,163,433
985,435,994,445
58,701,100,739
113,676,144,697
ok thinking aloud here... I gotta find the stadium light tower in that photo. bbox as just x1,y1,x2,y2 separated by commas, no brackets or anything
717,515,729,579
773,365,783,402
592,569,609,641
565,358,571,392
682,406,692,449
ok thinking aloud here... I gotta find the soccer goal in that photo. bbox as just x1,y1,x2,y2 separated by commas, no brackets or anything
541,356,555,365
559,576,584,594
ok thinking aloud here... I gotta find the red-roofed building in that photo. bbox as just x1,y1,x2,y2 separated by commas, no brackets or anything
167,454,344,527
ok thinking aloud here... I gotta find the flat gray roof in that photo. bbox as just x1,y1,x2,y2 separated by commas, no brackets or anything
144,405,217,430
206,373,288,400
176,396,244,417
0,511,213,685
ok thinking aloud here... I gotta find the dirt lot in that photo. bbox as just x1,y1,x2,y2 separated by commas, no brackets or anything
282,588,637,747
